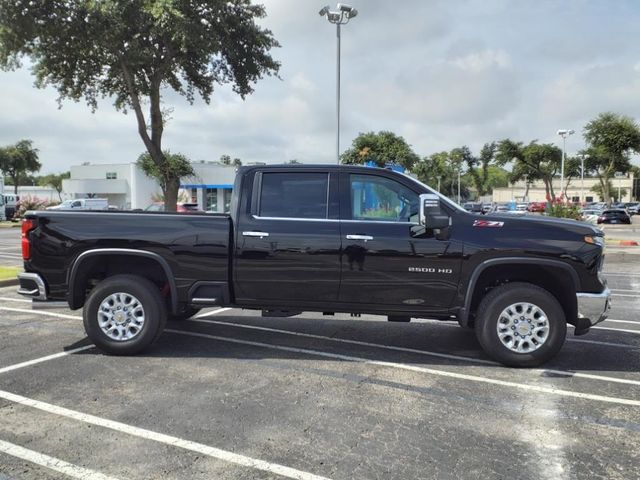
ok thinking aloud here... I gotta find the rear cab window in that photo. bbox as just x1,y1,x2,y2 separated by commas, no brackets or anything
258,172,329,219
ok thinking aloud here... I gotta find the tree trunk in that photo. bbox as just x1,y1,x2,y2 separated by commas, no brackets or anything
163,178,179,212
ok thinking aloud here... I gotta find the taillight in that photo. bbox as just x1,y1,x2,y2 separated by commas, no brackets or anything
21,219,36,260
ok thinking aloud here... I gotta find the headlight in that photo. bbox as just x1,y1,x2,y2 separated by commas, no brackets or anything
584,235,605,248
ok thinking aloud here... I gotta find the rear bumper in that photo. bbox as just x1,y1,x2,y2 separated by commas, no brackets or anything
576,288,611,327
17,272,47,300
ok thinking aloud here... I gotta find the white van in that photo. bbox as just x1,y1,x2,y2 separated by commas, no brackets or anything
47,198,109,211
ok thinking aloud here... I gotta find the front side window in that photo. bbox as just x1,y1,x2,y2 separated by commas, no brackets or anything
259,172,328,219
350,174,418,222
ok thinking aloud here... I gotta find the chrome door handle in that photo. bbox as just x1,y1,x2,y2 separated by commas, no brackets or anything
242,231,269,238
346,234,373,241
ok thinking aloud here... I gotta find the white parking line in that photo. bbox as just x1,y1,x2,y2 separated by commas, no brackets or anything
166,329,640,407
612,293,640,298
0,439,120,480
0,390,332,480
190,318,640,387
593,326,640,335
0,296,31,303
606,319,640,325
0,345,94,375
0,306,80,320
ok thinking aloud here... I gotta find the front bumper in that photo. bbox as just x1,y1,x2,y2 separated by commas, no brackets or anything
576,288,611,328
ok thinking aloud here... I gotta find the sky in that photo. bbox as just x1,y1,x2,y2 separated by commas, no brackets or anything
1,0,640,173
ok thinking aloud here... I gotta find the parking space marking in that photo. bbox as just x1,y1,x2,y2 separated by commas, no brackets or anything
592,326,640,335
190,318,640,387
0,345,94,375
612,293,640,298
0,306,80,320
0,439,120,480
165,329,640,407
606,319,640,325
0,390,332,480
0,296,31,303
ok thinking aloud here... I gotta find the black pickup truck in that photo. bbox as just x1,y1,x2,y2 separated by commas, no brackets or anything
17,165,610,367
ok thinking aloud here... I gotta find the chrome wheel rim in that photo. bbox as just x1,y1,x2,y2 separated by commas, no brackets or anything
98,292,145,341
496,302,549,353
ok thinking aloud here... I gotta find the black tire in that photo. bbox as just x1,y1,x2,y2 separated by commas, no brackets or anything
83,274,167,355
475,282,566,367
169,306,201,322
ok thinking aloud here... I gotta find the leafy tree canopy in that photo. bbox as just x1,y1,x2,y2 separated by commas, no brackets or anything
0,0,280,210
0,139,41,194
341,131,420,170
38,171,70,201
137,150,194,193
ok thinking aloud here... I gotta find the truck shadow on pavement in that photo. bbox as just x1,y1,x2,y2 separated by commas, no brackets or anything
65,314,640,375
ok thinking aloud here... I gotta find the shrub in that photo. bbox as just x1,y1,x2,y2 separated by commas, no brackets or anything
546,198,581,220
13,195,51,219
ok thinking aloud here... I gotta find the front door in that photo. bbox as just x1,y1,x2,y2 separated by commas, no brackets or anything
234,170,341,307
339,172,462,310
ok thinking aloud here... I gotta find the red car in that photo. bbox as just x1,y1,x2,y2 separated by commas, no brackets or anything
145,202,203,213
527,201,546,213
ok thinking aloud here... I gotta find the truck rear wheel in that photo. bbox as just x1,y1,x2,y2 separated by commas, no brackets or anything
475,282,566,367
83,274,167,355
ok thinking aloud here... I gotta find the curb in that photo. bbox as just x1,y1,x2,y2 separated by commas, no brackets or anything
0,278,19,288
618,240,639,246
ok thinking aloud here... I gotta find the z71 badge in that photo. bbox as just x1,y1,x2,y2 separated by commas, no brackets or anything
473,219,504,228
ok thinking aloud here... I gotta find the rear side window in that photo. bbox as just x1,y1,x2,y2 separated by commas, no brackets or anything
259,172,329,219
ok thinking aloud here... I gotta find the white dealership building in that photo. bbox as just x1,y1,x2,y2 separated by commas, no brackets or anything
62,161,239,211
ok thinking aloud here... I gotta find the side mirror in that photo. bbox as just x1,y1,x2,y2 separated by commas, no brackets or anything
419,193,450,229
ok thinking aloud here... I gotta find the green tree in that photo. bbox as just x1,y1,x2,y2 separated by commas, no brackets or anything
219,155,242,167
38,171,70,201
496,140,562,202
413,151,470,200
583,112,640,205
0,1,280,211
0,139,41,194
137,151,195,203
341,131,420,170
591,180,627,202
450,143,497,197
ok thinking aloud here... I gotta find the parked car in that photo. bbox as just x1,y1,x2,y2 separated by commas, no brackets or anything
597,209,631,224
515,203,528,212
580,209,602,224
491,204,510,213
145,202,203,213
18,164,610,368
462,202,483,214
3,193,19,219
46,198,109,211
527,201,546,213
481,204,493,214
624,203,639,215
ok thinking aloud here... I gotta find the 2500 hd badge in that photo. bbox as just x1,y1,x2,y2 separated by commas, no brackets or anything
408,266,454,274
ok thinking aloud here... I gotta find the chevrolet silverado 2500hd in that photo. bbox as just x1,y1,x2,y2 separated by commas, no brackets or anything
17,165,610,367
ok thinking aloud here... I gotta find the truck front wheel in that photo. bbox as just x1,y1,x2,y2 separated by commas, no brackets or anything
83,274,167,355
475,282,566,367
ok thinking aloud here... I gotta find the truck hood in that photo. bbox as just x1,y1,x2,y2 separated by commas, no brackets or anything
481,213,602,237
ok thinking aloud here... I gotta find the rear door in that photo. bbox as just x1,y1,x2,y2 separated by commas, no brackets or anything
339,171,462,310
234,169,341,306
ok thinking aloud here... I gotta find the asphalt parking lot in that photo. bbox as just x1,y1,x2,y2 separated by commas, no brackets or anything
1,229,640,479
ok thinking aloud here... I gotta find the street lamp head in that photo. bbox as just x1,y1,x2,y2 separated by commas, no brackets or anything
318,5,330,16
347,8,357,18
557,129,575,137
337,3,353,12
327,11,341,22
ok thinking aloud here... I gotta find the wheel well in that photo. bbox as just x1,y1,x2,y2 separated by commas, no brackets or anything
468,264,577,325
70,254,173,311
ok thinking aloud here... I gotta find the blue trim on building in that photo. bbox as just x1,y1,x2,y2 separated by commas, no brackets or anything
181,184,234,189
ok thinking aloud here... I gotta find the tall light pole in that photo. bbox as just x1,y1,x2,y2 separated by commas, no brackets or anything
557,129,575,200
579,153,586,204
319,4,358,164
457,168,461,204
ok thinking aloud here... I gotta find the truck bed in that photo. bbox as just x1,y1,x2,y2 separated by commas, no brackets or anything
25,210,232,307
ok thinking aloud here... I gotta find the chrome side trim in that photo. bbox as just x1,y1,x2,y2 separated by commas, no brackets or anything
191,297,219,304
17,272,47,301
251,215,418,225
576,288,611,327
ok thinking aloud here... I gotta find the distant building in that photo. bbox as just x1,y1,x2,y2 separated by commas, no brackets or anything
62,161,238,211
492,174,636,203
